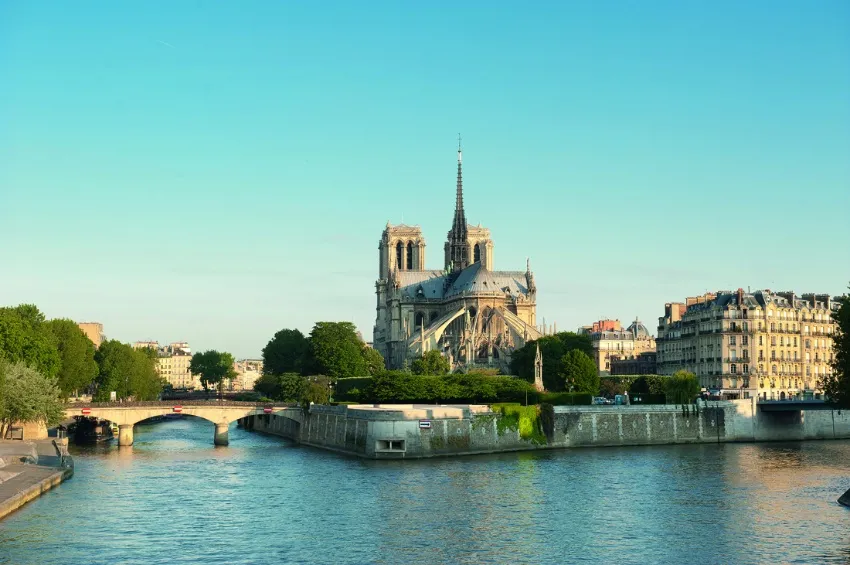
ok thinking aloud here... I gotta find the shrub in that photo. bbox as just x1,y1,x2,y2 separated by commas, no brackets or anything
334,377,373,401
491,403,546,445
540,392,593,405
364,372,539,404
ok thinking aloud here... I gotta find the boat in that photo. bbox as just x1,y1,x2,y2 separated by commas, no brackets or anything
72,416,115,444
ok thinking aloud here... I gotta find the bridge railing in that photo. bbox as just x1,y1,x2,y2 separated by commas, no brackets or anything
65,400,298,408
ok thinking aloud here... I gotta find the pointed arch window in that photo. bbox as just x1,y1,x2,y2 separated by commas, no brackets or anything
474,243,481,264
406,241,413,270
396,241,403,270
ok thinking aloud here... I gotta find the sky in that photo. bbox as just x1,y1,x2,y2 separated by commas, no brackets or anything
1,1,848,359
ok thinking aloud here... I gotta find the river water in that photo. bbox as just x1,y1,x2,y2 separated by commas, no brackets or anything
1,417,849,564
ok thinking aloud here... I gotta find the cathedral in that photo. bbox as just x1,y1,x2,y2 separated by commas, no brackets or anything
373,142,542,372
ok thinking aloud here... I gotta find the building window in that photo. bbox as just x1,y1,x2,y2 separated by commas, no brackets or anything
743,364,749,374
406,241,414,269
805,339,811,348
742,336,748,346
729,336,736,345
396,241,403,270
771,337,776,346
770,323,775,331
772,364,777,374
474,243,481,263
731,364,737,374
771,351,776,360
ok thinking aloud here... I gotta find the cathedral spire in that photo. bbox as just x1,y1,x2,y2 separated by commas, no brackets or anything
448,134,469,272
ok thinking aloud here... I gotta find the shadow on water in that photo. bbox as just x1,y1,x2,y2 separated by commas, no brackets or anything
1,417,849,565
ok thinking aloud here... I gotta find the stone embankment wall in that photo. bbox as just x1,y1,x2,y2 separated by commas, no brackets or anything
245,400,850,459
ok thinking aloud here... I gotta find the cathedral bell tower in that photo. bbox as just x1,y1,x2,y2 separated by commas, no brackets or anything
445,135,469,272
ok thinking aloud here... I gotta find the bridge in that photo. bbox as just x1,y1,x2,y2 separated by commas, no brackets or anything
65,401,296,446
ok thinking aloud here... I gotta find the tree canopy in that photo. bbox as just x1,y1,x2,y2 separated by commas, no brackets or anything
510,332,594,391
411,350,450,376
190,350,237,395
253,372,306,402
559,350,599,394
93,340,164,401
823,291,850,408
362,347,386,376
262,328,309,375
45,318,98,397
0,360,65,438
665,370,700,404
304,322,366,379
0,304,61,379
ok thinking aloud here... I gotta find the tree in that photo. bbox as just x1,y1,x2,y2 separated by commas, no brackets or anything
559,350,599,394
190,350,237,396
0,361,65,438
823,290,850,408
0,305,61,378
411,350,450,376
130,346,165,401
304,322,366,379
253,372,306,402
262,328,309,375
665,370,700,404
93,340,164,401
45,318,98,397
510,332,593,391
362,347,386,376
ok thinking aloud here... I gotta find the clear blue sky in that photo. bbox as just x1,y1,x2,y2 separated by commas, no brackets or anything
1,1,848,358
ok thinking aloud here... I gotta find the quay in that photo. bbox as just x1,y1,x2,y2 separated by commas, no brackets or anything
242,398,850,459
0,439,74,521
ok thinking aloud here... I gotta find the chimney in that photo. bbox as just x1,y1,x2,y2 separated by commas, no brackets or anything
737,288,744,305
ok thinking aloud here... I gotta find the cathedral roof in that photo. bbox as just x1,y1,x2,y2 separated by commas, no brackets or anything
394,263,532,300
626,320,652,338
445,263,530,298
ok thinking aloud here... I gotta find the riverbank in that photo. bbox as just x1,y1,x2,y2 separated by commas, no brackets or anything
0,439,74,520
242,398,850,459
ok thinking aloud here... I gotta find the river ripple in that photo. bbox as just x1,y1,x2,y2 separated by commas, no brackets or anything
1,417,849,564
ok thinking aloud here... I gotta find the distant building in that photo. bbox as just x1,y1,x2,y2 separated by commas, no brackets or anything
579,319,656,375
610,352,657,375
231,359,263,392
656,289,838,400
133,341,198,390
77,322,105,348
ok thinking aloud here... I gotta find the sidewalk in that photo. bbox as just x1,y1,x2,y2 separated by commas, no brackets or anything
0,439,74,520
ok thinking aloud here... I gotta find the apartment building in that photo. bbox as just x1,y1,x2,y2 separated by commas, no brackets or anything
230,359,263,392
77,322,105,348
579,319,656,375
657,289,837,400
133,341,199,390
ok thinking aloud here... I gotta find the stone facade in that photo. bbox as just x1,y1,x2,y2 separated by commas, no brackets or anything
230,359,263,391
579,319,656,375
656,289,838,400
77,322,104,348
133,341,198,390
373,145,541,372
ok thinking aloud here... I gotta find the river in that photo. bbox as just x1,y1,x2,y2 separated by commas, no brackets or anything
1,416,849,564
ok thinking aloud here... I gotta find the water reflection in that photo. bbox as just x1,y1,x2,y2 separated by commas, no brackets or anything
0,419,848,565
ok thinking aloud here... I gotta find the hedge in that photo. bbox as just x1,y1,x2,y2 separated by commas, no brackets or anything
364,372,538,404
334,377,374,401
540,392,593,406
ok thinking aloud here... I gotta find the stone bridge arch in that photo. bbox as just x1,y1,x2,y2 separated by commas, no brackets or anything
65,402,298,446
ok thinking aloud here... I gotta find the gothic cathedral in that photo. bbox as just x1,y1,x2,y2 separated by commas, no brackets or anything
373,143,542,372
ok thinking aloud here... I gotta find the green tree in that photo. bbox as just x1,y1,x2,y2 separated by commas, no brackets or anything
304,322,366,379
44,318,98,397
262,328,309,375
0,305,61,378
130,346,165,400
665,370,700,404
823,290,850,408
93,340,164,401
93,340,135,400
559,350,599,394
190,350,237,396
362,347,386,376
411,350,450,375
510,332,593,391
252,372,306,402
304,376,332,404
0,360,65,438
